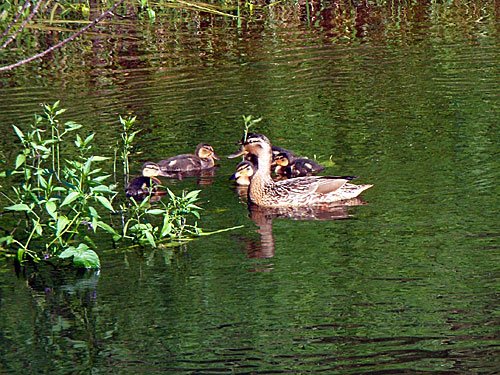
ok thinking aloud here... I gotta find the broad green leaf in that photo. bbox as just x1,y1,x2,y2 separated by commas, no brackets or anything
45,201,57,219
96,221,118,236
73,248,100,269
15,154,25,169
92,174,111,183
91,185,114,194
59,246,79,259
166,188,176,201
88,206,99,218
17,248,25,262
12,125,24,141
60,191,80,207
83,158,92,175
88,168,103,175
38,174,48,189
5,203,31,212
0,235,14,245
32,219,43,236
91,156,109,162
161,221,172,237
145,231,156,248
56,216,70,236
65,121,82,131
75,134,82,147
95,196,114,212
84,134,95,146
146,209,165,215
184,190,201,200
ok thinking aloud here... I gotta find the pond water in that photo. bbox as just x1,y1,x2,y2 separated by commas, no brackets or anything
0,3,498,374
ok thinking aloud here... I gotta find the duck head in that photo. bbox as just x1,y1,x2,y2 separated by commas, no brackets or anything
141,162,165,177
196,143,219,160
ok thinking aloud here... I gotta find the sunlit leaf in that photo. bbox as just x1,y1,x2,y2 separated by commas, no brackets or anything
32,219,43,236
161,221,172,237
91,156,109,162
146,209,165,215
56,216,70,236
84,134,95,146
91,185,114,194
60,191,80,207
15,154,25,169
5,203,31,212
145,231,156,248
92,174,111,182
184,190,200,200
12,125,24,141
65,121,82,131
96,221,118,236
59,244,100,269
45,200,57,219
95,196,114,212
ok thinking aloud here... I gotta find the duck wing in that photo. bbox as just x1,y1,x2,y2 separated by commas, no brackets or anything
274,176,348,195
158,154,201,172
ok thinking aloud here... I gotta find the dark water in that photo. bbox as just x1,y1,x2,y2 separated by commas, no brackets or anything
0,3,498,374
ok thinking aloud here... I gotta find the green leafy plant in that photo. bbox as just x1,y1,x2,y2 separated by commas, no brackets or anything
0,102,236,269
0,102,117,268
118,115,140,186
118,188,202,248
242,115,262,142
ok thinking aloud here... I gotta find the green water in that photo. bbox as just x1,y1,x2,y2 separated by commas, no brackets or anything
0,3,498,374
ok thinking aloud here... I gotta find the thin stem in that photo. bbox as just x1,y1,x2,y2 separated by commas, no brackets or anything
0,0,125,72
0,0,32,40
1,0,45,49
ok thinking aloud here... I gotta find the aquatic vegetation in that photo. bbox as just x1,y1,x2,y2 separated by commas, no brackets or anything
0,102,209,268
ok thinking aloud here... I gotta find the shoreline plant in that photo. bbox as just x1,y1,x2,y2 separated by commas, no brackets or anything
0,102,214,269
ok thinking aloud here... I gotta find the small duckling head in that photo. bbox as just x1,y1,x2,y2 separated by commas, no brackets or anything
142,162,163,177
230,160,255,186
196,144,219,160
274,152,292,167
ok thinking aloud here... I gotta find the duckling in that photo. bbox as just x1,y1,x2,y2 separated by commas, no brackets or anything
125,172,162,200
230,133,373,208
274,151,325,178
157,143,219,173
230,160,255,186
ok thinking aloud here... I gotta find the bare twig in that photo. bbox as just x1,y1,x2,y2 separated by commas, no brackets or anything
0,0,32,40
1,0,45,49
0,0,125,73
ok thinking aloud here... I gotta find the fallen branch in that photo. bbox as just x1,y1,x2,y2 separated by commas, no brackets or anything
0,0,125,73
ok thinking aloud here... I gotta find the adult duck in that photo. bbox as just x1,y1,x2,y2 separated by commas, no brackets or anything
230,133,372,208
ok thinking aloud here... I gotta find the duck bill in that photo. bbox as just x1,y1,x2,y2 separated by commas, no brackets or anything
212,152,220,160
227,148,246,159
229,172,238,180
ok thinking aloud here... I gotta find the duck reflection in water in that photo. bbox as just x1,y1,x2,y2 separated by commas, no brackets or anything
241,199,366,260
